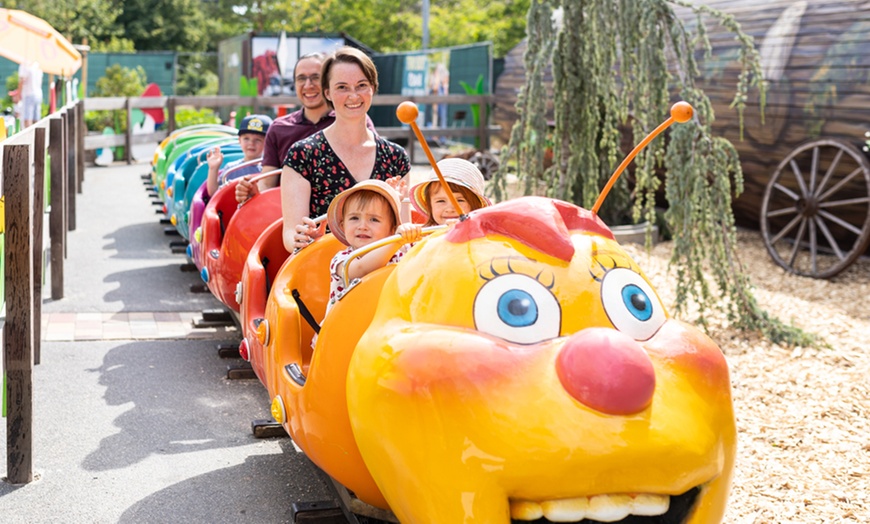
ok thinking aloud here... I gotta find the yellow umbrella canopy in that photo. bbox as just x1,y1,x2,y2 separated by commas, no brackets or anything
0,8,81,76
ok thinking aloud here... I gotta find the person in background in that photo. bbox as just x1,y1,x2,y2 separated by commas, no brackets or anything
284,46,409,252
234,52,376,203
18,61,43,128
204,114,272,199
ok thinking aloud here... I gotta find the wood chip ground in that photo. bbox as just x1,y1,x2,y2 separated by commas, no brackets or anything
621,231,869,522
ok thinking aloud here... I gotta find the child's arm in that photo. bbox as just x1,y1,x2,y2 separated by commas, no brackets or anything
342,224,422,281
205,147,223,197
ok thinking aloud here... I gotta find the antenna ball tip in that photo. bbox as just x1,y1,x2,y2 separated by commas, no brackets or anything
671,101,693,123
396,101,419,124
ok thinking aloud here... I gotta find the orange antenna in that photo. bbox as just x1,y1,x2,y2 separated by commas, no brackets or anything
396,101,469,221
591,101,694,215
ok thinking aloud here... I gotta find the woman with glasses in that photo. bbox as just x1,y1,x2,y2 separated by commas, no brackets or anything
283,46,411,252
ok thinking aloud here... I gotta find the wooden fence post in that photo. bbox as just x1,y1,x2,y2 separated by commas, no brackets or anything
64,110,76,231
478,99,489,151
125,98,132,165
4,144,34,485
77,102,85,189
49,116,66,300
168,97,177,133
32,128,46,366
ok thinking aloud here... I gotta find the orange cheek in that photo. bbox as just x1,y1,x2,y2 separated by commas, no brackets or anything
381,328,542,396
645,320,731,392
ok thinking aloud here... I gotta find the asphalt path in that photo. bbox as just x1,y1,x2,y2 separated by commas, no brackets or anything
1,161,336,523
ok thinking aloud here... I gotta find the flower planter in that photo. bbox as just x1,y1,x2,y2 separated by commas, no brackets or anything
610,222,659,245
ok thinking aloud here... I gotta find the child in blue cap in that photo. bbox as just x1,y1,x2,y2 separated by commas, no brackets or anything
204,114,273,198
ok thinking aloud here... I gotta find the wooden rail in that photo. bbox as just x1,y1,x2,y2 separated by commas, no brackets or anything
2,100,83,485
83,94,500,164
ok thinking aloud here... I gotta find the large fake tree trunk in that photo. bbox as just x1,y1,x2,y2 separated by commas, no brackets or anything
498,0,812,345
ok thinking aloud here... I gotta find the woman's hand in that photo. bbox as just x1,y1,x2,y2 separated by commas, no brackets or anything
235,175,259,204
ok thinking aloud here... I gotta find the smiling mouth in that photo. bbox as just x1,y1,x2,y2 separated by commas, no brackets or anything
510,487,700,523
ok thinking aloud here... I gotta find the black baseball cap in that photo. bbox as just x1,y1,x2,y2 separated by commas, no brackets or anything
238,114,272,135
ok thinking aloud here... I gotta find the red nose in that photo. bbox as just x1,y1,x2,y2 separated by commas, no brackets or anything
556,328,655,415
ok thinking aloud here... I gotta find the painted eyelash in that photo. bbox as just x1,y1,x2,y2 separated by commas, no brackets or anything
478,256,555,290
589,250,639,282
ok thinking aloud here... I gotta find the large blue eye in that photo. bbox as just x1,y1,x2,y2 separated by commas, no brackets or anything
621,284,652,321
497,289,538,327
601,268,666,340
474,274,561,344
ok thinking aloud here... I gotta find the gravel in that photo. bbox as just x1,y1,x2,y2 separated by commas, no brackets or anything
621,230,870,523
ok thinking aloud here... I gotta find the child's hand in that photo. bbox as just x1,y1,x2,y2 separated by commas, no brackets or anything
293,217,322,249
235,175,259,203
206,147,223,170
396,223,423,243
386,175,409,200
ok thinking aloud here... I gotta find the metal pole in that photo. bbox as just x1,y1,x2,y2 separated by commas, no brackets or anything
422,0,430,50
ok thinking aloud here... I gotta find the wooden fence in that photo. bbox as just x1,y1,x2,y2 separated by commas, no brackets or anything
83,94,499,164
2,100,84,484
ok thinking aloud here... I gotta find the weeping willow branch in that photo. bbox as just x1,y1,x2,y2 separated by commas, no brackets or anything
498,0,815,346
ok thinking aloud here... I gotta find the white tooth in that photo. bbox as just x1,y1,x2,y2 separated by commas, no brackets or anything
541,497,589,522
586,494,633,522
509,500,543,520
630,493,670,516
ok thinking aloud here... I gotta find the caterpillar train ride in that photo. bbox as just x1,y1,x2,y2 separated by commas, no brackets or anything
146,100,735,524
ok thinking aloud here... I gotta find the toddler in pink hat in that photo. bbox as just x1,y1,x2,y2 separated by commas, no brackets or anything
322,179,421,317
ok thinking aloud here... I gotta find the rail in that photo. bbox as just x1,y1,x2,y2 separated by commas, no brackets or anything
82,94,500,164
1,99,85,484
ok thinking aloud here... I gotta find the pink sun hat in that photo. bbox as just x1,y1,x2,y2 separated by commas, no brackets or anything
327,179,401,246
410,158,491,216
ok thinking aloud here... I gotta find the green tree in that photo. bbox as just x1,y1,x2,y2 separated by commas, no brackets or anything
500,0,812,345
90,36,137,53
250,0,527,57
85,64,148,133
112,0,210,52
429,0,530,57
93,64,147,97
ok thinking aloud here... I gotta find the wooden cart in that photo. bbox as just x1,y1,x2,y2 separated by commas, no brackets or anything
760,138,870,278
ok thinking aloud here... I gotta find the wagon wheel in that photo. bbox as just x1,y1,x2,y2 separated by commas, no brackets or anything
760,138,870,278
470,151,500,181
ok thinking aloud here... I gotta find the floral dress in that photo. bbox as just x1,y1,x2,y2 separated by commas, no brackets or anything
284,130,411,218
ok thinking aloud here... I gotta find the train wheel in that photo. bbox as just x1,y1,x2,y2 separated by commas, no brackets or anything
761,138,870,278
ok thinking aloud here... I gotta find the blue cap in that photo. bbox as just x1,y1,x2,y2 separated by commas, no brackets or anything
238,114,272,135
